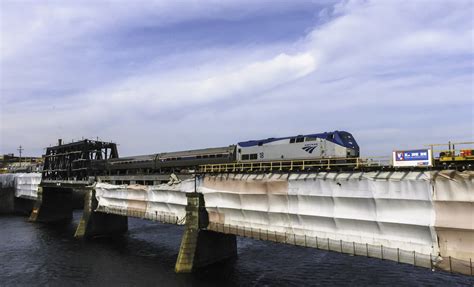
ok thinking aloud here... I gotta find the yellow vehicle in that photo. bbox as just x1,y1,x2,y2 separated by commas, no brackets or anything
428,141,474,168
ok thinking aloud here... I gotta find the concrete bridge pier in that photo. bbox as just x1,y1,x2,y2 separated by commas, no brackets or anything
14,197,36,215
29,186,74,223
74,188,128,239
0,186,15,214
175,193,237,273
0,186,36,215
71,189,86,209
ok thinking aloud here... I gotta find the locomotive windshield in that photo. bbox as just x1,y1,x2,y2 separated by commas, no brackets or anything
338,132,359,150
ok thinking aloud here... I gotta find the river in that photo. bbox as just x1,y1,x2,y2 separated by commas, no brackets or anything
0,211,471,286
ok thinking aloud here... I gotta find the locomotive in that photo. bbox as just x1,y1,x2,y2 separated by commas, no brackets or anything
105,131,359,172
237,131,359,162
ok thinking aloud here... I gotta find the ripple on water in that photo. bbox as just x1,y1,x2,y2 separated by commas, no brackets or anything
0,213,472,287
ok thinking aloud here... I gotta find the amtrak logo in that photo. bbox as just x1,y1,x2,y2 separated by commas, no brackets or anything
302,144,318,154
396,152,404,161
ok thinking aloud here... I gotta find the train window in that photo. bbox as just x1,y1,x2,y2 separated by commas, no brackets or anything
242,154,250,160
238,149,241,153
250,154,258,160
290,138,296,144
305,137,316,141
258,142,263,146
296,137,304,143
216,154,223,158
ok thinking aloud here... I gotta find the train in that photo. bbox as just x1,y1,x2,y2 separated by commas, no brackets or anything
104,131,360,172
42,133,472,181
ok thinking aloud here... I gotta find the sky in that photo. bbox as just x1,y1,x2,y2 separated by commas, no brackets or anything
1,0,473,157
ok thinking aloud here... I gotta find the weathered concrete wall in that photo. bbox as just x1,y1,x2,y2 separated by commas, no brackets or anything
193,230,237,269
14,197,36,215
90,170,473,273
14,173,41,199
0,173,39,215
0,174,16,190
433,171,474,261
29,187,74,223
0,186,15,214
0,174,17,214
72,189,86,209
200,172,438,255
175,193,237,273
94,182,190,223
199,170,473,263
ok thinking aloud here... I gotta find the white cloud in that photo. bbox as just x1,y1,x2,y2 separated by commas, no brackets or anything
89,52,317,111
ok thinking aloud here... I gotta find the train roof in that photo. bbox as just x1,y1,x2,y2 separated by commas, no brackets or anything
158,146,235,158
108,154,155,165
237,131,357,149
107,146,235,165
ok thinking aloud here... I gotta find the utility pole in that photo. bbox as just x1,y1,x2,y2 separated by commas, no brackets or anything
18,145,23,167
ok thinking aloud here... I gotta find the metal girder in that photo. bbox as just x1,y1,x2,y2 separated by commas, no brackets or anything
42,139,118,181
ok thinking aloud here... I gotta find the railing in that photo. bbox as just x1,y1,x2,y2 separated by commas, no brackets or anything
95,206,183,225
428,142,474,160
94,206,473,276
207,222,473,276
199,157,391,173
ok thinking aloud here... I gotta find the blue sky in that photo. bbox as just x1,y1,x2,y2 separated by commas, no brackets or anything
1,0,473,157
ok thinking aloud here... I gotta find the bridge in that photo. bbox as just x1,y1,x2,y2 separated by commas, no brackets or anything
1,139,472,276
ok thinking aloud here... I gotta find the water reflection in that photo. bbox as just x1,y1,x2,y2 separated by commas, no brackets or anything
0,211,471,286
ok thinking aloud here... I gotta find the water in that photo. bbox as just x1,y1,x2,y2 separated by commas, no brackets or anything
0,211,472,286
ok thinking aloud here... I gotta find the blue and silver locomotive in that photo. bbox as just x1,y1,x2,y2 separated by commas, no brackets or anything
237,131,359,162
105,131,359,171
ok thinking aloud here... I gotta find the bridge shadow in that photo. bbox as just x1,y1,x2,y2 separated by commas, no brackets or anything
192,257,239,282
